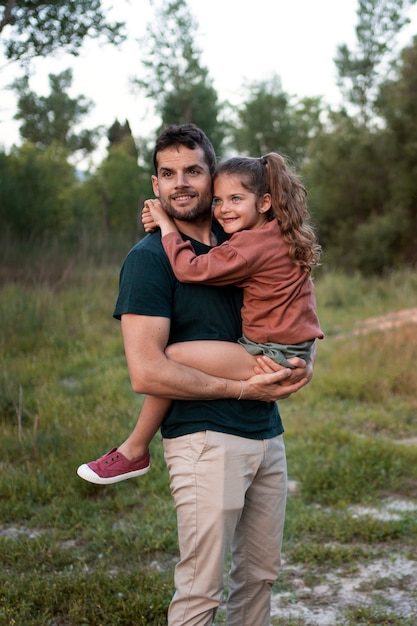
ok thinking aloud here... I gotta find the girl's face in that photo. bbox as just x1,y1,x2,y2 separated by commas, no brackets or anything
212,174,271,234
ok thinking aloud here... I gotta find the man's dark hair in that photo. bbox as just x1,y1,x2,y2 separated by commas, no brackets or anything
153,124,217,176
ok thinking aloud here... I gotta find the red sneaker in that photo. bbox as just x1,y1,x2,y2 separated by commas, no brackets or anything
77,448,150,485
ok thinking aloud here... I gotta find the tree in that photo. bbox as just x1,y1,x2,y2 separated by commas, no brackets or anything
0,0,125,62
12,68,101,157
303,107,414,275
376,36,417,265
377,35,417,170
0,143,76,239
232,75,324,167
83,120,151,237
334,0,417,126
108,119,138,160
133,0,225,155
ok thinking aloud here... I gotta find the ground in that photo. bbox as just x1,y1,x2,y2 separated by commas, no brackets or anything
270,307,417,625
270,496,417,624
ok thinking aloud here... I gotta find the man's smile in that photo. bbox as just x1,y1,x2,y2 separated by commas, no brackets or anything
171,193,196,204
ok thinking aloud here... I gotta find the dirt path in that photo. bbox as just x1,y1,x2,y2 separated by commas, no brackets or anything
352,307,417,334
271,498,417,624
336,306,417,338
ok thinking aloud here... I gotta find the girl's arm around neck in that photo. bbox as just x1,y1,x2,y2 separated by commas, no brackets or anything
145,199,178,236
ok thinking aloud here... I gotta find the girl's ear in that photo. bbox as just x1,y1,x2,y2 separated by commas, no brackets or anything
258,193,272,213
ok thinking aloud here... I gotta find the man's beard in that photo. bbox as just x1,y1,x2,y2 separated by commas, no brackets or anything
159,192,213,223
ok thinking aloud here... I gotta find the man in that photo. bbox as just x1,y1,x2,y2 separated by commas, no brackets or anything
114,124,315,625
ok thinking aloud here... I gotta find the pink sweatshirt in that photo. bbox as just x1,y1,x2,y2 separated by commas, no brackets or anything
162,219,323,345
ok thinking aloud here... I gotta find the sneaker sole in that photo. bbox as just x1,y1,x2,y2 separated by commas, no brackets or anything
76,463,150,485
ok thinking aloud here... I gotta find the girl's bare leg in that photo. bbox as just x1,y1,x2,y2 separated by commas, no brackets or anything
117,395,170,460
117,341,257,460
166,340,257,379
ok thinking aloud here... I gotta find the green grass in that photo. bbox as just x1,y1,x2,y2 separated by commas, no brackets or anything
1,261,417,625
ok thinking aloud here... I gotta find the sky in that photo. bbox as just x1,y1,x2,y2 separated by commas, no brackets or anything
1,0,416,161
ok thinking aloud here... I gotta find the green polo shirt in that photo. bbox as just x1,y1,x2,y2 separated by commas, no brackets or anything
113,222,283,440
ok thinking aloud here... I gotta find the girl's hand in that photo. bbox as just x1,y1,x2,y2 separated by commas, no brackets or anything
142,199,177,236
146,199,166,225
142,202,159,233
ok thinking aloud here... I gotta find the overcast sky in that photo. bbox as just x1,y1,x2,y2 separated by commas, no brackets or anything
1,0,416,157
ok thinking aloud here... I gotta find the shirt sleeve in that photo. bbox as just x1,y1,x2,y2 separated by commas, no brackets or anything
113,240,175,319
161,232,250,286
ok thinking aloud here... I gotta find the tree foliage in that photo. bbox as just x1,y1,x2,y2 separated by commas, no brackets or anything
232,75,324,167
1,0,416,275
305,38,417,274
334,0,417,125
0,0,125,62
301,0,417,273
12,68,101,156
83,120,151,237
304,114,395,273
108,119,138,159
133,0,225,155
0,143,76,238
376,36,417,265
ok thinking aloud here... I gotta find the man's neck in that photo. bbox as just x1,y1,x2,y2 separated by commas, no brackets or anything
173,216,215,246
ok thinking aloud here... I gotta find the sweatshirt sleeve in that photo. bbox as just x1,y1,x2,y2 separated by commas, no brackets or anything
161,232,250,286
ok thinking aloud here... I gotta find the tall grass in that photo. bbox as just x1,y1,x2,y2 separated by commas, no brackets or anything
1,255,417,625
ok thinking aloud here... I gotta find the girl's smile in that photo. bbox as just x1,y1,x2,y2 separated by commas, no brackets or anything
213,173,271,234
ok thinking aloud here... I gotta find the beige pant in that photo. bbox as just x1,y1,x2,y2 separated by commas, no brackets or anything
163,430,287,626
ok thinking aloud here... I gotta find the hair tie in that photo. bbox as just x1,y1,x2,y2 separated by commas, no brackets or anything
259,155,267,166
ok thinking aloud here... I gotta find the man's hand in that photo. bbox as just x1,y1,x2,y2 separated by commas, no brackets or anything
242,348,316,401
257,355,313,385
242,366,308,401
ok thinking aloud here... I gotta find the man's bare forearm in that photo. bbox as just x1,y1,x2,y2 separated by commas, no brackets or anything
121,314,311,404
129,357,298,403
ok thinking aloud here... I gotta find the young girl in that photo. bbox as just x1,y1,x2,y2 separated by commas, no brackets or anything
77,153,323,485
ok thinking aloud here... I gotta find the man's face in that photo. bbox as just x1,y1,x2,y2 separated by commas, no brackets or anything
152,146,213,222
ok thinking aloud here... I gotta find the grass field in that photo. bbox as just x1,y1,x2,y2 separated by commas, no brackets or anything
1,259,417,626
